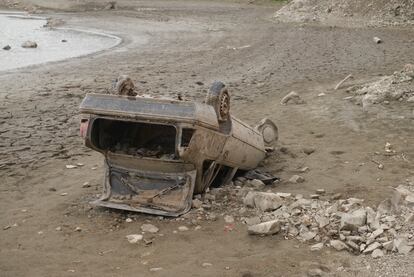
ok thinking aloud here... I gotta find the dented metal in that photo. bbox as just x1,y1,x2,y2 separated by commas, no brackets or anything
79,81,278,216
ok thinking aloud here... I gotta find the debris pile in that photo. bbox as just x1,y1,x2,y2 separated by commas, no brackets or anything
240,181,414,258
274,0,414,27
346,64,414,109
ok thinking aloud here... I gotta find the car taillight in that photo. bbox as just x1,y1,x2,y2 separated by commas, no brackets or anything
80,119,89,138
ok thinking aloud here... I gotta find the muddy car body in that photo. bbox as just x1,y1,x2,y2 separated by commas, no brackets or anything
80,82,278,216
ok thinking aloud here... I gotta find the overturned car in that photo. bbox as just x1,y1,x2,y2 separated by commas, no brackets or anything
79,81,278,216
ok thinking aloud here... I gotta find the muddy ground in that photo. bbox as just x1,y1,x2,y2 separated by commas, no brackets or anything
1,1,414,276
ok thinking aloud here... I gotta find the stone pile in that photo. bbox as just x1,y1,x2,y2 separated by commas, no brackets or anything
241,181,414,258
346,64,414,109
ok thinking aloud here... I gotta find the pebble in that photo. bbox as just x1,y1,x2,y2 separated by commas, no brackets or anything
82,182,90,188
125,218,133,223
141,224,159,233
316,189,325,195
21,41,38,48
3,45,11,50
248,220,281,236
289,175,305,183
224,215,234,223
310,242,324,251
126,234,143,244
330,240,349,251
192,199,203,209
75,227,82,232
178,226,189,232
371,249,384,258
280,91,305,105
149,267,163,272
202,262,212,267
65,165,77,169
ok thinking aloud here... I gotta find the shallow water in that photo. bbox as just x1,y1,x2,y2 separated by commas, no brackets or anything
0,12,120,71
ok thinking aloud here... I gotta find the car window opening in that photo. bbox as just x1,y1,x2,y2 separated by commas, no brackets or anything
91,118,177,159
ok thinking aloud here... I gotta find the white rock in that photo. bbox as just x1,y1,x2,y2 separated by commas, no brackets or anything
289,175,305,183
340,208,367,231
315,216,329,228
310,242,324,251
178,226,189,232
330,240,349,251
65,165,77,169
245,216,261,226
126,234,143,244
394,238,413,254
316,189,325,195
248,220,281,236
192,199,203,209
201,262,212,267
21,40,38,48
362,242,381,254
125,218,133,223
371,249,384,258
280,91,305,105
382,241,394,251
300,231,316,241
149,267,163,272
248,179,265,189
276,192,292,198
224,215,234,224
141,224,159,233
243,191,282,212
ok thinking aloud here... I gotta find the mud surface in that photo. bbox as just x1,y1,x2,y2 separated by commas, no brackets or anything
1,1,414,276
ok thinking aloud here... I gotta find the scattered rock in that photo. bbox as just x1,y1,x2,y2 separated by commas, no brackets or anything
394,237,413,254
373,37,382,44
141,224,159,233
192,199,203,209
340,208,367,231
316,189,325,195
289,175,305,183
244,191,283,212
280,91,305,105
362,242,381,254
372,249,384,258
248,179,266,189
330,240,349,251
21,41,38,48
126,234,143,244
81,182,90,188
149,267,163,272
310,242,324,251
178,226,189,232
303,147,315,155
300,231,317,241
248,220,281,236
104,1,117,10
224,215,234,224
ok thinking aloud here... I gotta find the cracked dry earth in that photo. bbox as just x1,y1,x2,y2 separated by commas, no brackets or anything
1,1,414,276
